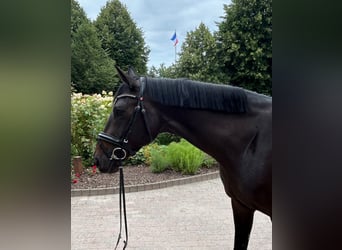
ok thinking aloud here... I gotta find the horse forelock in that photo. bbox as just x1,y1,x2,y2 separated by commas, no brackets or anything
144,77,249,113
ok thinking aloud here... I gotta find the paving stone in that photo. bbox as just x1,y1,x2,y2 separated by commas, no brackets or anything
71,178,272,249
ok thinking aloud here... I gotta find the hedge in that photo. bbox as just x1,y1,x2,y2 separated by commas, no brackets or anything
71,91,113,167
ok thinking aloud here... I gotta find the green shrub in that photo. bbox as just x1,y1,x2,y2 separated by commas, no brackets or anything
167,139,204,174
149,139,212,175
202,154,217,168
149,145,169,173
125,148,146,165
71,91,113,166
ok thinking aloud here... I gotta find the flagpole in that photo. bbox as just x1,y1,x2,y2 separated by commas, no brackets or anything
175,42,177,64
171,29,178,65
174,29,177,64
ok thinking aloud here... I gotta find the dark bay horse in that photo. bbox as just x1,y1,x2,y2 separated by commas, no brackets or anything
94,67,272,249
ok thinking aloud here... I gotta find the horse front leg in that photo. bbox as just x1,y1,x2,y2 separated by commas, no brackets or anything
231,198,255,250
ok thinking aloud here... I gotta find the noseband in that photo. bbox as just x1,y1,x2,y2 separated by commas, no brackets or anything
97,77,152,161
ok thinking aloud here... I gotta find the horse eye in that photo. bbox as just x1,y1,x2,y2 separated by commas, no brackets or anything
113,108,125,117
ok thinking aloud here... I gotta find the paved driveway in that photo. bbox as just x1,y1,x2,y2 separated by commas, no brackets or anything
71,178,272,249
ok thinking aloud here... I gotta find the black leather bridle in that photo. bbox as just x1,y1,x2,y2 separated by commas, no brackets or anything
97,77,152,249
97,77,153,161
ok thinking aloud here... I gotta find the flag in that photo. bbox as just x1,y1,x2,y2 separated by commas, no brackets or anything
170,31,178,46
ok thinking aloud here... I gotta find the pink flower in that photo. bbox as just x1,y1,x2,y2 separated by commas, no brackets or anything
92,165,97,174
75,173,81,178
72,179,78,184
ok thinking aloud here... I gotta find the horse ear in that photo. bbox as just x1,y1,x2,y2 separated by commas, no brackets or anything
127,66,138,78
115,65,139,89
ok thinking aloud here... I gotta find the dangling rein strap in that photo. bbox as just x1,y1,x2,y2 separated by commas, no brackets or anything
114,166,128,250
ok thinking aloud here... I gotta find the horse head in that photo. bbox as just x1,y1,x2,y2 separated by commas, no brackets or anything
94,66,161,173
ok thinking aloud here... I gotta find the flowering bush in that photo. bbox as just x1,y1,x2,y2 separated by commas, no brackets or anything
71,91,113,167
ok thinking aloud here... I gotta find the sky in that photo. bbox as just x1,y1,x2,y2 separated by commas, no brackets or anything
77,0,230,68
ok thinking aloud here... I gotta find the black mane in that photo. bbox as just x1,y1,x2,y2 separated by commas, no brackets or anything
144,77,248,113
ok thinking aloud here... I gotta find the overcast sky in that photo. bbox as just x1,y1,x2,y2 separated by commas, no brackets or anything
77,0,230,68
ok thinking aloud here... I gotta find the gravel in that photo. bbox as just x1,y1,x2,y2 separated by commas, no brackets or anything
71,164,220,190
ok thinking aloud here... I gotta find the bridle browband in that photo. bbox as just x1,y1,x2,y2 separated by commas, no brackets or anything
97,77,153,161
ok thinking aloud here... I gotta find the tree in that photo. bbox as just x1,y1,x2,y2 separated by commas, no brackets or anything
94,0,150,74
216,0,272,95
71,0,118,94
177,23,222,83
71,0,88,40
148,63,178,78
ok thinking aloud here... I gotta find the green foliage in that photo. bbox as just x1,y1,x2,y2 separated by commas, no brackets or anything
148,63,178,78
125,148,146,165
166,139,204,174
71,0,118,94
216,0,272,95
149,139,217,175
154,132,180,145
177,23,222,83
202,154,217,168
119,132,181,166
94,0,150,74
71,0,88,40
71,91,113,166
149,145,169,173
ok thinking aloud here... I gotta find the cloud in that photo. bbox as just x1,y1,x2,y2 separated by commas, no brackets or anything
77,0,229,68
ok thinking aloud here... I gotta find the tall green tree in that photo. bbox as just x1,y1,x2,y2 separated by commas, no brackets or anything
71,0,118,94
71,0,88,40
216,0,272,95
177,23,221,83
94,0,150,74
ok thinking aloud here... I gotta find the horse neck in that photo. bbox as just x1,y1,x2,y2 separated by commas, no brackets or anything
158,105,258,165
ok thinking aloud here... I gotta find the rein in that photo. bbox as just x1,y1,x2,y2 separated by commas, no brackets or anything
114,165,128,250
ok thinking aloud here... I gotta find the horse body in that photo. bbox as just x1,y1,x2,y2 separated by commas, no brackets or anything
94,67,272,249
154,93,272,217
